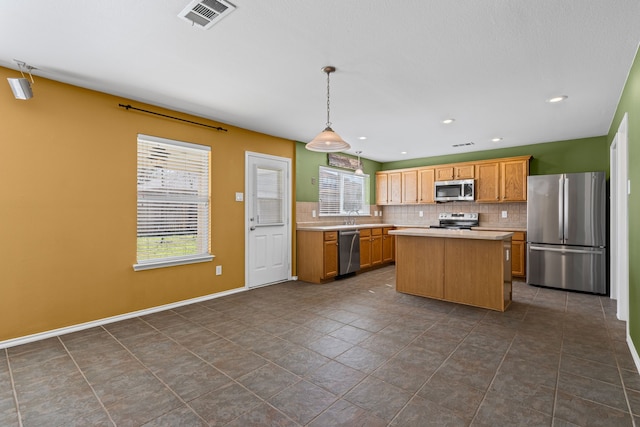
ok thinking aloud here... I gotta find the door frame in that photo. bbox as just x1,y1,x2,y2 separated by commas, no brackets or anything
609,113,629,321
244,151,292,288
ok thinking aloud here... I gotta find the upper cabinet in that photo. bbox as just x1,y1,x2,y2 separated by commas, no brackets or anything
475,162,501,202
401,170,418,204
501,158,529,201
376,155,531,205
418,168,435,204
475,157,530,203
376,171,402,205
435,164,474,181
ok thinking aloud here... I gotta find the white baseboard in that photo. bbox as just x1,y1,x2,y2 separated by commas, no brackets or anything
0,287,246,350
628,333,640,373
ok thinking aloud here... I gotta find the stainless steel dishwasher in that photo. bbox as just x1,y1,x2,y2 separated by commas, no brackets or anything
338,230,360,275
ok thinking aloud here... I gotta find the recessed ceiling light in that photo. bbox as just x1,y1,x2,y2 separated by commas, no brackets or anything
400,151,408,154
492,137,503,142
547,95,568,103
442,118,455,124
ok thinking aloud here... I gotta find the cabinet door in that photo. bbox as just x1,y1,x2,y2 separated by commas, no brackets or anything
435,167,454,181
401,170,418,204
455,164,475,179
323,240,338,278
382,230,394,263
388,172,402,204
501,159,528,201
511,240,525,277
475,162,500,202
376,173,389,205
360,229,372,269
418,168,435,203
371,229,383,265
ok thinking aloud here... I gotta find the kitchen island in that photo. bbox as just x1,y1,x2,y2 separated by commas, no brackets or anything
389,228,513,311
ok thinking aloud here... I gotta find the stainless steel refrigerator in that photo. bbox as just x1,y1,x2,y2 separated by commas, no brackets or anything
526,172,607,294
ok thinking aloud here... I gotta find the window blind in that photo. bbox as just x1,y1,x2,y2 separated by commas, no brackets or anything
256,167,284,225
318,166,370,216
135,134,212,270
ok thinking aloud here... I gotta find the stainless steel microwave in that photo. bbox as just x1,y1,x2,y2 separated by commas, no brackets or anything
434,179,475,202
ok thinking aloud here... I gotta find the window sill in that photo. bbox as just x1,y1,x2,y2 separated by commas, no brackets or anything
133,254,215,271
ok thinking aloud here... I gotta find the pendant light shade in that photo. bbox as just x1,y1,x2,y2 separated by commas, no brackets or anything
306,66,351,152
354,150,364,175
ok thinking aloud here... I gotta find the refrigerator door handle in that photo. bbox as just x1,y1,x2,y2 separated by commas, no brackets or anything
563,177,569,244
529,245,604,255
558,176,564,242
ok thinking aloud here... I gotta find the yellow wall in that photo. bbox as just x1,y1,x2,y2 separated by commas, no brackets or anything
0,67,296,341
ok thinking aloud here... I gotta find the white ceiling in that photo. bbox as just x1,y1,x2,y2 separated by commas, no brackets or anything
1,0,639,162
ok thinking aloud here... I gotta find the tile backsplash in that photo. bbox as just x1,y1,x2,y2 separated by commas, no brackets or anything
381,202,527,228
296,201,527,229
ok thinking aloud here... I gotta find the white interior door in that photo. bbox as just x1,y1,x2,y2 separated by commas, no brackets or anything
246,152,291,288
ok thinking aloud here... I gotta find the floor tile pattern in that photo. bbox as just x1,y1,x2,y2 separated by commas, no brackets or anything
0,266,637,426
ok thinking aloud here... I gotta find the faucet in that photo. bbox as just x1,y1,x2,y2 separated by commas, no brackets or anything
344,210,359,225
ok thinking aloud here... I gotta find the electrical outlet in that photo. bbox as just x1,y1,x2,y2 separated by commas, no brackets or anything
235,192,243,202
501,211,508,218
419,211,424,217
312,210,316,218
216,265,222,275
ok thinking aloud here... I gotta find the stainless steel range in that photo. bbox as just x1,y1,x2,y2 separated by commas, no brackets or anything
430,212,479,230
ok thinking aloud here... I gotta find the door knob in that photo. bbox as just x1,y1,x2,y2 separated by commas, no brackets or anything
250,226,256,231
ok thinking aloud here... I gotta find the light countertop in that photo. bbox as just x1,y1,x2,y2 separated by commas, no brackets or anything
296,223,396,231
389,228,513,241
472,226,526,232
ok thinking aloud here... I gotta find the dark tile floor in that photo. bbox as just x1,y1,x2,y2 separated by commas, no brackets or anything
1,266,638,426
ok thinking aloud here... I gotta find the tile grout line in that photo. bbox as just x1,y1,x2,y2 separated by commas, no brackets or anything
5,348,24,427
56,334,117,427
135,313,302,426
603,294,637,427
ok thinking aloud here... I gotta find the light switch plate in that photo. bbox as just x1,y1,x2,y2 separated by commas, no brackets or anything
235,192,244,202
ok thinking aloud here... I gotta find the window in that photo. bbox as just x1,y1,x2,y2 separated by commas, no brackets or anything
318,166,370,216
134,134,213,271
256,167,284,225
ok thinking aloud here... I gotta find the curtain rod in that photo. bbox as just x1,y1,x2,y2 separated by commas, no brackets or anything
118,104,228,132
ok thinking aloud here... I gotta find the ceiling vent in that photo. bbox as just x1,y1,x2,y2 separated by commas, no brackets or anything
178,0,236,29
452,142,475,148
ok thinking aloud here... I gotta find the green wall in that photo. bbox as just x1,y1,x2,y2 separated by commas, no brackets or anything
383,136,609,176
295,142,383,204
607,47,640,357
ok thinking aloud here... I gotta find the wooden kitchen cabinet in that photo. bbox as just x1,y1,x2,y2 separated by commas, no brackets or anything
376,171,402,205
382,227,395,262
401,170,418,204
297,230,338,283
371,228,383,266
323,232,339,278
376,173,388,205
510,231,526,277
418,168,435,203
360,228,372,269
475,156,531,203
475,162,500,202
501,159,529,201
436,164,475,181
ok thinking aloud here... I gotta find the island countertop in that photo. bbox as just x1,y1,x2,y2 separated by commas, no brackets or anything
389,228,513,241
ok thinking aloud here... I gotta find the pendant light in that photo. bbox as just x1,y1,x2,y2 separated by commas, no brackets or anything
354,151,364,175
306,66,351,152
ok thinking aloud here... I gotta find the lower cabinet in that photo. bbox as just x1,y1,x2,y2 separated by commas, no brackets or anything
360,229,372,269
382,227,395,262
297,230,338,283
297,227,395,284
511,231,526,278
